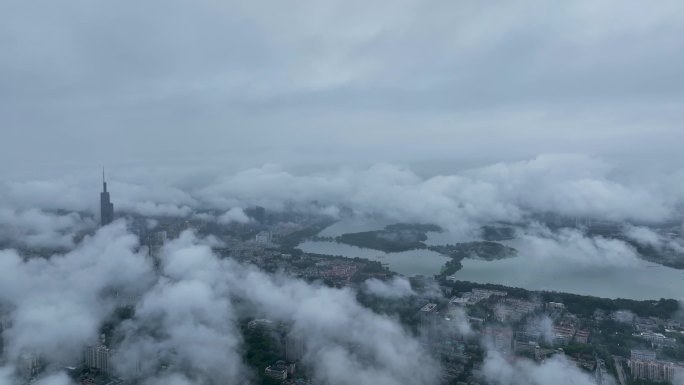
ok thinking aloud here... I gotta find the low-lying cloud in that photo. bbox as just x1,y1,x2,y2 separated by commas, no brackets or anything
0,222,154,370
515,225,642,268
1,155,682,234
0,208,94,249
363,277,415,299
0,226,440,385
481,351,604,385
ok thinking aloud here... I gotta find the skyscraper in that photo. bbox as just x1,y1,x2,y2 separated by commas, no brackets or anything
84,345,110,374
100,169,114,226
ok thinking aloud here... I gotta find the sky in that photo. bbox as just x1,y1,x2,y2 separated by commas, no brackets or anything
2,0,684,177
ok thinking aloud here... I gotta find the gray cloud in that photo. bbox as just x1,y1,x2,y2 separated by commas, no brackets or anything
1,1,684,173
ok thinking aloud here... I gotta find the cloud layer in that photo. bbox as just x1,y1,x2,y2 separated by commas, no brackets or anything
2,155,682,235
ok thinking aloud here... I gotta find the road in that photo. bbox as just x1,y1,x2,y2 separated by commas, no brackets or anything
613,356,627,385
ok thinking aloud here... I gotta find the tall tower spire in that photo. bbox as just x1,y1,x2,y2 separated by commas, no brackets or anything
100,168,114,226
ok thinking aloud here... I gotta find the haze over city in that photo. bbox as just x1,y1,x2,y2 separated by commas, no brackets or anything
1,1,684,385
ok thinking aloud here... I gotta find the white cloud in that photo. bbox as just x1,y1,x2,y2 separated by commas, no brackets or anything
86,230,438,384
0,208,94,249
33,372,74,385
363,277,415,299
1,155,682,242
217,207,251,224
481,351,600,385
0,221,155,368
624,225,684,253
516,225,641,268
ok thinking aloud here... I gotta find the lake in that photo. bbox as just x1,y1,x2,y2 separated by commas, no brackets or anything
297,219,684,300
455,253,684,301
298,240,450,277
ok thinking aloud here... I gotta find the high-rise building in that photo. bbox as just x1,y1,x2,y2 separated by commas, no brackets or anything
19,352,41,379
84,345,110,374
264,361,291,380
285,332,305,362
631,349,657,361
100,169,114,226
255,231,271,244
419,303,438,327
630,359,676,382
245,206,266,224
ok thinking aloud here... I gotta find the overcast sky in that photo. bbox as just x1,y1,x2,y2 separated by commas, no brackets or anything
2,0,684,178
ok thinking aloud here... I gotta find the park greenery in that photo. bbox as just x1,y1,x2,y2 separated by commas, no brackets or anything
446,280,681,319
322,223,442,252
